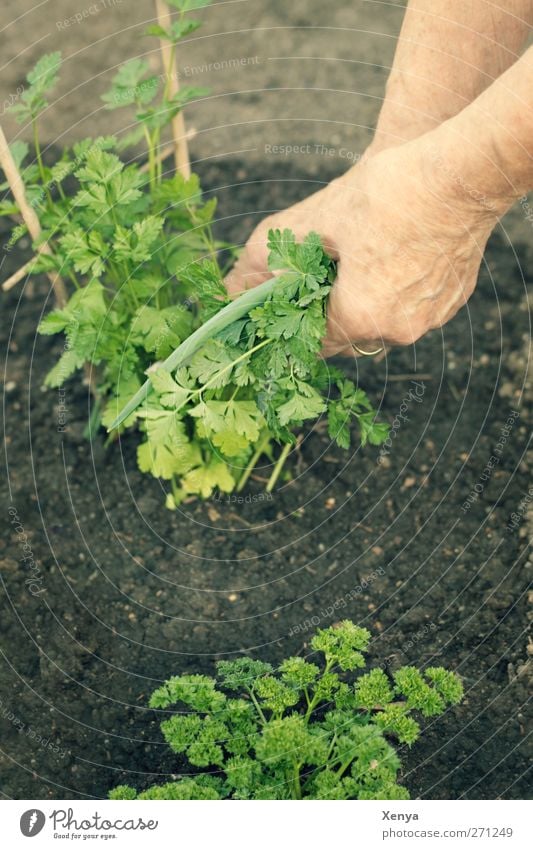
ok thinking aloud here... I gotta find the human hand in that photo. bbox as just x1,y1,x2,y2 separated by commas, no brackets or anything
225,131,503,356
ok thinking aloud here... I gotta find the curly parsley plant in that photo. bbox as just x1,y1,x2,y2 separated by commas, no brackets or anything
109,621,463,800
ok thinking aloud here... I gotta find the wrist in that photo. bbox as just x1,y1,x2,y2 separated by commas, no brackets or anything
368,70,457,159
418,122,514,226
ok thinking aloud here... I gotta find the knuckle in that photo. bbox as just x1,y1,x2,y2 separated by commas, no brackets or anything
391,325,420,346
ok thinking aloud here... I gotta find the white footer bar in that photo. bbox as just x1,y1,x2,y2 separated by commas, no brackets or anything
3,799,529,848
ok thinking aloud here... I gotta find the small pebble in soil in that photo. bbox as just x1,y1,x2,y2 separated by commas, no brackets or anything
498,382,515,398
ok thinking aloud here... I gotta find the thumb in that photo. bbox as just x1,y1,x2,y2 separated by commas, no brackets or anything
224,220,273,296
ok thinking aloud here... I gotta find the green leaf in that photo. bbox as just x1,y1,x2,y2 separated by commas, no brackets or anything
279,657,320,689
192,399,262,441
255,715,328,767
327,402,351,450
75,148,123,184
130,306,182,358
38,310,70,336
101,59,159,109
138,408,200,479
169,18,202,40
109,167,144,207
188,339,235,388
355,668,394,710
150,367,192,408
40,280,108,386
181,459,235,498
109,785,137,800
144,24,170,38
216,658,273,691
374,704,421,745
267,228,331,294
393,667,445,717
27,51,62,92
254,677,299,713
358,414,390,447
311,621,371,670
10,52,61,122
59,228,107,277
112,215,164,264
138,779,222,800
277,383,326,427
136,87,208,133
147,19,203,41
150,673,225,711
44,347,79,387
424,668,464,705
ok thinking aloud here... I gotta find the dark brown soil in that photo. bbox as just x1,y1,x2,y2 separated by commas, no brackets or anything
0,158,532,800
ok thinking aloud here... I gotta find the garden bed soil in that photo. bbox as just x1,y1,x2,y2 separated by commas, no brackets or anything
0,158,532,800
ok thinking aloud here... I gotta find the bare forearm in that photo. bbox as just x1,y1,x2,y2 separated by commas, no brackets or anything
429,44,533,216
372,0,533,151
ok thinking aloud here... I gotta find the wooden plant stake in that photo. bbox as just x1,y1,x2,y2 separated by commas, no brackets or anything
155,0,191,178
0,123,66,306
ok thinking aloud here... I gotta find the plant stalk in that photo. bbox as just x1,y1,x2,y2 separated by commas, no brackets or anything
32,119,52,204
265,441,292,493
290,763,302,800
246,687,267,726
304,659,334,722
236,429,271,492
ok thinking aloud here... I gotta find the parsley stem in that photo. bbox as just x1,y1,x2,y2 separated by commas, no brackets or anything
327,732,338,759
236,429,271,492
32,119,52,206
304,658,335,721
265,441,291,493
142,122,156,188
170,476,180,500
290,763,302,800
246,687,267,726
67,269,80,290
335,758,354,780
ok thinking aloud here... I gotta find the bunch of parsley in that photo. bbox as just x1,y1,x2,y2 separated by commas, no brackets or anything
1,4,389,505
109,621,463,800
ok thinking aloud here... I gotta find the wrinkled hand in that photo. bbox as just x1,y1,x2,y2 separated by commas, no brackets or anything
225,134,501,356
